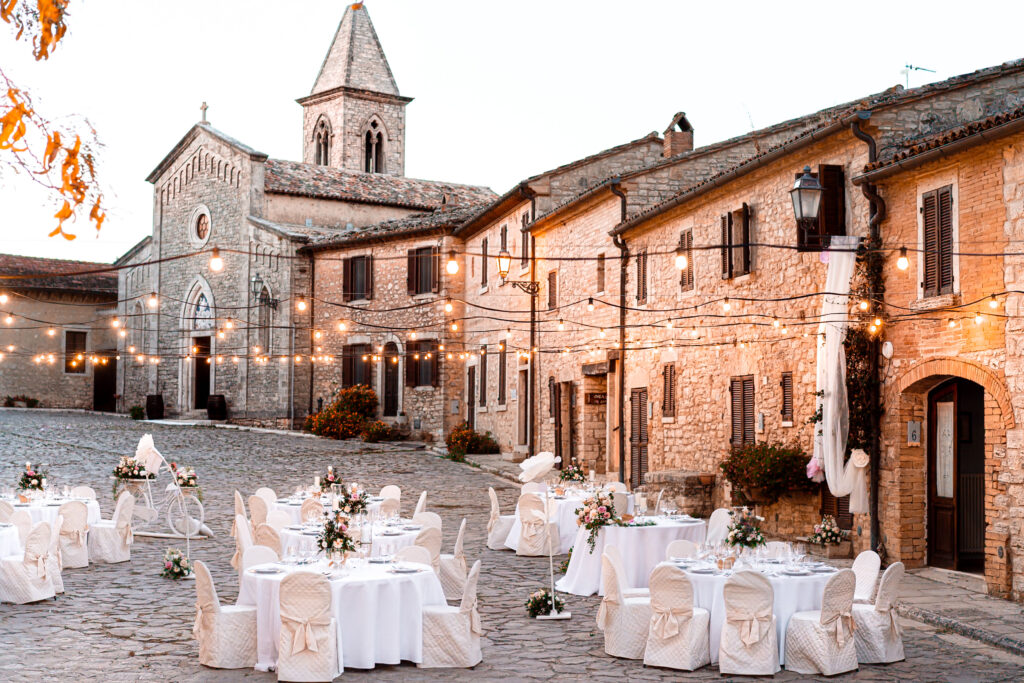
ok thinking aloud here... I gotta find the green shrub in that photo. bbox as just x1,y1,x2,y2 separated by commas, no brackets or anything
333,384,378,418
129,405,145,420
445,422,500,460
361,420,398,443
305,405,366,440
719,441,817,506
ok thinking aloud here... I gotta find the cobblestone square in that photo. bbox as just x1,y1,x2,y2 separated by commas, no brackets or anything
1,410,1023,682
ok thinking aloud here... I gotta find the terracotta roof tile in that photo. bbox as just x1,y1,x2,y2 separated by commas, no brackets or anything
0,253,117,295
305,204,487,251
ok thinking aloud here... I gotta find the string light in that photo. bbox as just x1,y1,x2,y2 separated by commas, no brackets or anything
111,318,120,328
444,298,453,313
868,324,878,334
674,247,688,271
975,311,984,325
505,328,512,339
948,319,956,329
587,298,595,312
296,298,307,312
216,329,225,340
47,328,56,337
313,330,322,340
599,328,606,337
858,300,869,311
723,297,731,312
873,317,882,327
0,293,6,304
148,292,159,308
119,329,127,338
209,247,224,272
558,319,565,331
337,321,347,332
410,331,417,340
896,247,910,271
772,318,780,328
451,322,458,332
989,295,999,309
4,315,13,325
445,251,459,275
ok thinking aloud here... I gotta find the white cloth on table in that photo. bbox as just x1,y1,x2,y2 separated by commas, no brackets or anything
273,498,383,526
279,525,417,558
505,491,634,554
6,498,100,527
556,518,706,596
0,525,20,557
238,560,446,671
687,566,831,665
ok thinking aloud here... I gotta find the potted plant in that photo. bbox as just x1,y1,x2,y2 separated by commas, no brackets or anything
719,442,818,506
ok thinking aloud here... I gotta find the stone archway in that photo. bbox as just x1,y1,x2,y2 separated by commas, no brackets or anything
885,357,1013,598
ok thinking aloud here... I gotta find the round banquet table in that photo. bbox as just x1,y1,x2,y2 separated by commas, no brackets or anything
280,523,418,558
7,498,101,526
555,516,706,596
0,524,19,556
274,497,384,525
505,490,635,554
237,559,446,672
685,564,833,665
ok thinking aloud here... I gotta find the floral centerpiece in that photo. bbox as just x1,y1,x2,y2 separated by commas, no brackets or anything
318,466,342,492
808,514,844,546
558,462,586,484
317,511,358,559
18,462,46,491
170,462,198,488
525,587,564,618
160,547,192,579
113,456,155,481
725,507,766,549
336,487,370,516
575,491,615,553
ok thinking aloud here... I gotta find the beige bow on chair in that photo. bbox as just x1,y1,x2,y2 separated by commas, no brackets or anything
192,604,210,641
281,610,330,655
60,527,88,547
487,508,498,534
596,592,619,630
727,607,772,647
463,598,482,636
118,523,134,546
520,518,543,540
650,605,691,640
886,608,901,637
26,548,48,580
822,609,856,648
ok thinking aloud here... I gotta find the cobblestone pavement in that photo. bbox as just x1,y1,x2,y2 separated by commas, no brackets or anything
2,410,1024,682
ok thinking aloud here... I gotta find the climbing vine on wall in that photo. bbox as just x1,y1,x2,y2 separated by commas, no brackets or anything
846,233,885,456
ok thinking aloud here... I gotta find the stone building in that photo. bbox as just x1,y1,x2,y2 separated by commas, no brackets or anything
0,254,118,410
115,3,492,426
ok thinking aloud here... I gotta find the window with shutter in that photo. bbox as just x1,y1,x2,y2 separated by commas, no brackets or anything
344,343,371,388
636,251,648,304
520,213,530,267
662,364,676,416
548,376,556,417
922,185,954,297
406,250,418,295
679,230,694,291
479,347,488,407
596,253,605,293
721,214,732,279
408,247,434,295
821,486,854,530
65,330,87,374
345,256,372,301
730,375,755,447
734,204,751,276
781,372,793,423
547,270,557,310
480,238,488,288
500,225,507,251
498,345,507,404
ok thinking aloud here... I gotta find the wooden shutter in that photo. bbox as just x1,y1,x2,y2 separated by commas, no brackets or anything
730,378,743,446
548,270,557,310
479,349,487,406
366,255,375,300
630,388,649,488
720,214,732,279
742,376,755,445
821,487,854,530
937,186,954,295
500,225,507,250
548,377,556,417
343,346,355,388
781,371,793,422
521,214,530,266
406,250,418,295
738,203,751,274
342,258,353,302
481,238,488,287
431,342,440,387
636,251,647,303
498,347,507,404
662,365,675,416
679,231,694,291
431,247,441,293
818,164,846,238
597,253,605,292
405,341,416,386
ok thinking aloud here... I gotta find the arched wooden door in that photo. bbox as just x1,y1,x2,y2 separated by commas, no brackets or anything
383,342,399,417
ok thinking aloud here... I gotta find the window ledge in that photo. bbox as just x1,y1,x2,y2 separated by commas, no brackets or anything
412,293,437,302
347,298,371,307
496,403,507,412
478,406,488,414
733,272,753,284
661,416,675,424
781,420,794,428
414,385,434,392
478,286,489,295
910,293,960,311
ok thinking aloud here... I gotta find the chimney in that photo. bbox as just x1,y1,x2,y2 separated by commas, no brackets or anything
663,112,694,157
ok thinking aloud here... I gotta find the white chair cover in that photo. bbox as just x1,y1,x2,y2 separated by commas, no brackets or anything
193,560,257,669
231,490,247,539
413,511,442,530
665,539,699,560
70,485,97,500
0,500,12,523
266,509,291,532
486,487,515,551
242,544,279,571
521,482,544,494
705,508,732,545
785,568,857,675
232,514,254,572
277,572,339,681
46,514,64,593
0,522,55,604
88,492,134,564
612,492,629,517
606,481,627,493
852,549,881,603
248,495,269,529
643,564,710,671
604,544,650,598
597,552,651,659
254,523,281,551
414,490,428,516
853,561,905,664
57,501,90,569
515,494,558,557
378,498,400,518
419,560,483,668
11,510,31,545
414,526,442,572
379,485,401,501
765,541,790,559
719,570,779,675
255,487,277,508
440,518,468,600
299,498,322,524
394,545,432,566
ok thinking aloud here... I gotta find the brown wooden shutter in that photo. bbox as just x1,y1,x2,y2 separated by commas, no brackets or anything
480,238,488,287
498,347,507,404
431,247,441,293
343,346,355,388
548,270,557,310
742,376,755,445
405,342,416,386
739,203,751,274
407,250,417,295
821,487,854,530
730,378,743,446
636,251,647,303
662,365,675,416
679,231,694,291
922,190,939,297
366,255,374,300
479,348,487,407
818,164,846,238
342,258,353,302
937,185,954,295
597,253,605,292
781,371,793,422
720,214,732,279
548,376,556,417
431,342,440,387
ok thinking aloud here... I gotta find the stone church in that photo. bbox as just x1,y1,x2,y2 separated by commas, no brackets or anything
115,3,493,425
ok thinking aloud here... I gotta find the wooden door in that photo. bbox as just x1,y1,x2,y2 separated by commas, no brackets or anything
382,343,398,416
629,388,649,489
552,382,563,464
92,355,117,412
193,336,211,410
928,382,957,569
466,366,476,430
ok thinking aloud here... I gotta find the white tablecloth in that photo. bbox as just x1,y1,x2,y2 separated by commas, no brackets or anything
505,491,635,554
555,517,706,596
280,524,418,558
8,498,101,526
0,524,19,556
274,497,384,525
238,560,446,671
687,565,832,664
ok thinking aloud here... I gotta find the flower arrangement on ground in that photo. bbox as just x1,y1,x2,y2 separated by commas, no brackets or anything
558,462,586,484
317,511,358,558
113,456,154,480
160,547,192,579
18,462,46,491
808,514,844,546
575,491,615,553
336,487,370,516
318,466,342,492
525,587,564,618
725,506,766,549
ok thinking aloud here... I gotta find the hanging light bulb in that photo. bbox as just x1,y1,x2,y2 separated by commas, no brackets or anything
599,328,606,337
111,318,120,328
674,246,688,271
3,314,12,325
896,247,909,271
128,345,136,353
232,356,239,363
506,328,512,339
451,322,458,332
781,325,789,335
975,311,984,325
858,300,869,311
948,318,956,329
723,297,731,312
558,319,565,331
313,330,322,340
666,320,674,329
209,247,224,272
296,298,307,312
446,352,453,360
989,295,999,309
147,292,159,309
772,318,780,328
873,317,882,327
868,324,878,334
445,250,459,275
444,298,453,313
47,328,56,337
337,321,347,332
587,298,595,312
438,343,445,351
410,331,417,340
253,345,261,354
0,293,7,304
691,328,699,338
217,329,225,340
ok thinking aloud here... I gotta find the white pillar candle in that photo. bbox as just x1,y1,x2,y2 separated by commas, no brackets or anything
314,476,320,487
328,465,333,473
25,462,30,470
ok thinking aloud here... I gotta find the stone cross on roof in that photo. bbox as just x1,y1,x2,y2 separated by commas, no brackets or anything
200,101,208,123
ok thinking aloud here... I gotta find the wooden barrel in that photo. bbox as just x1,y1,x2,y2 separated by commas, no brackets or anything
206,394,227,421
145,394,164,420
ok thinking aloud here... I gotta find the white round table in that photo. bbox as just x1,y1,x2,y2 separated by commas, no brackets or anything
279,523,418,559
8,498,101,526
555,516,706,596
237,559,446,672
274,497,384,525
0,524,19,556
505,490,635,554
685,563,834,665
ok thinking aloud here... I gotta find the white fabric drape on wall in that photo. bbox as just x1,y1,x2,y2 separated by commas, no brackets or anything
812,235,869,514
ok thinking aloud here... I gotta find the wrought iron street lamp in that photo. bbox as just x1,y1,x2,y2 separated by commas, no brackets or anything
496,249,512,280
790,166,823,222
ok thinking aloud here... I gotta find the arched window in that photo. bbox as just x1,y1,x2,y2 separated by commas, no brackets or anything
130,302,145,351
314,117,331,166
257,287,272,353
363,119,385,173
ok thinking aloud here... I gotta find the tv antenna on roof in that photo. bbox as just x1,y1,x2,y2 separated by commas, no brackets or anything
901,64,936,88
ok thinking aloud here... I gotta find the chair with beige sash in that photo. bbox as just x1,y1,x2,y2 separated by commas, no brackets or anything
70,486,97,500
230,491,247,539
276,572,339,681
11,510,31,545
242,544,279,572
88,492,135,564
853,562,906,664
255,487,277,508
643,564,710,670
192,560,257,670
414,526,442,572
413,511,442,530
514,494,558,557
248,495,269,530
718,570,779,675
852,549,881,603
439,518,468,600
665,539,699,561
704,508,732,546
597,550,651,659
785,568,857,675
46,515,64,593
419,560,483,668
394,545,432,566
300,498,323,524
232,514,254,574
58,501,90,569
486,487,515,551
604,544,650,598
0,522,54,603
254,523,281,552
378,497,400,518
266,509,291,532
414,490,428,516
0,500,13,523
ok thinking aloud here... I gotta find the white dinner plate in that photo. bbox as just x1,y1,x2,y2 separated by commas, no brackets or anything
251,567,284,575
379,530,403,536
689,567,717,574
783,569,811,576
389,567,422,574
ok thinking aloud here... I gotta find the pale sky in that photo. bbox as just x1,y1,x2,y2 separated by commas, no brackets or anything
1,0,1022,264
